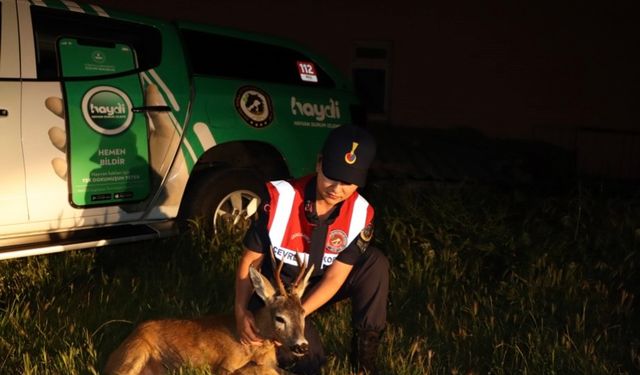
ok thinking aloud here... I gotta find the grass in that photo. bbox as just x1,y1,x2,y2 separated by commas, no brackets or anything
1,180,639,374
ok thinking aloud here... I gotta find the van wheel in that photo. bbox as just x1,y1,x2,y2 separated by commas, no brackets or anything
179,168,265,237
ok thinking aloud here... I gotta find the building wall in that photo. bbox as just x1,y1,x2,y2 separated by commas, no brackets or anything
94,0,639,178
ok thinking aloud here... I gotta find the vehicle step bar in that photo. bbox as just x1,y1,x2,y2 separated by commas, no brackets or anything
0,221,178,261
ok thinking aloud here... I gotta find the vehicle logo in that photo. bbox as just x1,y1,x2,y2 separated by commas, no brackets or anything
291,97,341,122
81,86,133,135
235,86,273,128
326,229,348,253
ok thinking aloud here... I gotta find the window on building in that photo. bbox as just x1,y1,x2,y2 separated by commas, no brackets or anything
352,41,391,123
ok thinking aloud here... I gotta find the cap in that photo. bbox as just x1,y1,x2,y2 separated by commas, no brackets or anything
320,125,376,187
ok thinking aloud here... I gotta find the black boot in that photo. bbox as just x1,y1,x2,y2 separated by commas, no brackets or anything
351,329,382,375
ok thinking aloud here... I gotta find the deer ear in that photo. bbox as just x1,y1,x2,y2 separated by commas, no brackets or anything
291,264,314,299
249,266,277,302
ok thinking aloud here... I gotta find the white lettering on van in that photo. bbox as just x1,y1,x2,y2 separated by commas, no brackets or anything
98,148,126,156
100,157,125,166
90,103,126,116
291,97,341,122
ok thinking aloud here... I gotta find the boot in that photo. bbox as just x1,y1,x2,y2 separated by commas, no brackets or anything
351,329,382,375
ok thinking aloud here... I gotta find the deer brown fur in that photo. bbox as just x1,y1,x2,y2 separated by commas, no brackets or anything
104,261,314,375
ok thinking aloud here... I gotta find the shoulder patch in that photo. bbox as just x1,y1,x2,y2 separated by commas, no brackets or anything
356,223,374,253
360,222,374,241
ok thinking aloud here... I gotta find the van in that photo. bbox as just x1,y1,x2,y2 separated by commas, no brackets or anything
0,0,360,259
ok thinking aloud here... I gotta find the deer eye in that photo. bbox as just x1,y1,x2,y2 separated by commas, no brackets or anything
275,316,286,325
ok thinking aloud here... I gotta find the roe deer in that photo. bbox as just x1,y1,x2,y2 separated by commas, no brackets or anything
104,258,314,375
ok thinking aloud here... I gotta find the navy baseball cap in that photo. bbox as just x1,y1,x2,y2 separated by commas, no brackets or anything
320,125,376,187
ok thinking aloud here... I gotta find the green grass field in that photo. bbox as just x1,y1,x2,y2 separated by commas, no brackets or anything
1,181,638,374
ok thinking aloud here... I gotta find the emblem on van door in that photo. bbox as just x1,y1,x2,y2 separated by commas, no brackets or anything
235,86,273,128
81,86,133,135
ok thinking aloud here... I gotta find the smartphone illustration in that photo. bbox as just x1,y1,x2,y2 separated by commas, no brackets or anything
58,37,150,207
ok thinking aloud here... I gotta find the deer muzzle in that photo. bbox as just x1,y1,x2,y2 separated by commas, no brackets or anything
290,341,309,356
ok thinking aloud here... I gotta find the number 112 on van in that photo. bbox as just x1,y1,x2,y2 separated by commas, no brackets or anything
297,61,318,83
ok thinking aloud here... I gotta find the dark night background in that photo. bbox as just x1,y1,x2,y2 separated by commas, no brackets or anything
1,3,639,373
94,0,640,183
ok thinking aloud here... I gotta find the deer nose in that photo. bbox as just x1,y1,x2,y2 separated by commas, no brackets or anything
290,342,309,356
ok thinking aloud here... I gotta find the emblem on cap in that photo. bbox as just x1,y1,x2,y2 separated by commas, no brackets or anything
344,142,359,165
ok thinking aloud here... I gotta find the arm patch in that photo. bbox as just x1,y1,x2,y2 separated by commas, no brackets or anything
356,222,374,253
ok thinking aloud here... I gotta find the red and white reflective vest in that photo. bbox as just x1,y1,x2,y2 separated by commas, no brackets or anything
266,175,374,269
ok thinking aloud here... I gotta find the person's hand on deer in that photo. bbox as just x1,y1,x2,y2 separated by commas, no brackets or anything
235,250,266,346
236,308,264,346
236,125,389,375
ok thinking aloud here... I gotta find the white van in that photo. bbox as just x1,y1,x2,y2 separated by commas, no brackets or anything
0,0,361,259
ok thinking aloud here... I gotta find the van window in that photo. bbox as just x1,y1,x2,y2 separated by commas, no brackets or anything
30,6,161,80
180,29,335,88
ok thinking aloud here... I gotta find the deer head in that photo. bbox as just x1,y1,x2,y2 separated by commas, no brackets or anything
249,256,314,357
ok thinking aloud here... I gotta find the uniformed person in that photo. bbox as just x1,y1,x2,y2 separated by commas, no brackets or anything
235,125,389,375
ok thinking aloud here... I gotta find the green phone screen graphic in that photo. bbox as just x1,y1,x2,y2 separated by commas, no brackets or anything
58,38,150,207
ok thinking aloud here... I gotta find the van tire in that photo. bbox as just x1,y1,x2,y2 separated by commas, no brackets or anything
178,168,265,236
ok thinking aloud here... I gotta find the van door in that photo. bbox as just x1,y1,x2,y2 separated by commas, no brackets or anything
0,0,28,226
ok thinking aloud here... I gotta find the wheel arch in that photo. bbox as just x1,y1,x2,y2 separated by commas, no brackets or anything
192,140,290,180
177,140,289,224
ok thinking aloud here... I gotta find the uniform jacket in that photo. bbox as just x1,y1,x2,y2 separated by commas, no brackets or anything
243,174,374,283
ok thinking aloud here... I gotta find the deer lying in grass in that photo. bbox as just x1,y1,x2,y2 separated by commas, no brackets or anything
104,258,314,375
